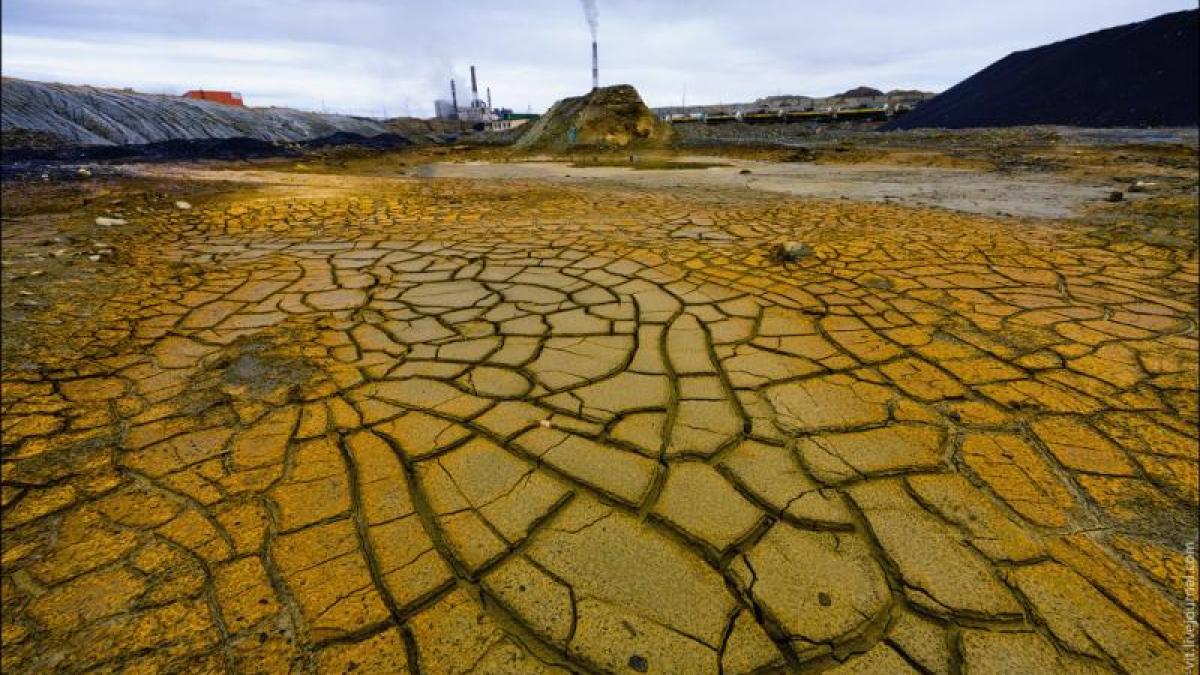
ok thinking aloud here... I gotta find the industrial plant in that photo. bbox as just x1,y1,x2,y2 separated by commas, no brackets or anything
432,65,539,131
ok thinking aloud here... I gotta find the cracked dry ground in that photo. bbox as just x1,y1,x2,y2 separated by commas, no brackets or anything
2,173,1197,674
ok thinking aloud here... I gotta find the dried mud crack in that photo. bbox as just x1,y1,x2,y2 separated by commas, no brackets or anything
1,164,1196,674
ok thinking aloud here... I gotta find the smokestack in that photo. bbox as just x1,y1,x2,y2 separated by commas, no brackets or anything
470,66,479,102
592,41,599,90
580,1,599,88
450,79,459,119
487,87,492,111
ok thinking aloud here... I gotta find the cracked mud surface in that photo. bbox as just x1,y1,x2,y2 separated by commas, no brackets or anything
1,162,1197,674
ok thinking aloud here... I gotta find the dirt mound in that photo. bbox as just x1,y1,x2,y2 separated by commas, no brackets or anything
0,132,421,164
144,137,300,160
1,77,390,146
304,132,413,150
515,84,673,152
886,9,1198,130
837,86,884,98
1,128,70,153
2,137,299,163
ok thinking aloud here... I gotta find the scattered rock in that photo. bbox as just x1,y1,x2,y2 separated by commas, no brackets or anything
95,216,127,227
628,655,649,672
175,201,192,210
772,241,812,262
739,169,752,175
1106,191,1124,202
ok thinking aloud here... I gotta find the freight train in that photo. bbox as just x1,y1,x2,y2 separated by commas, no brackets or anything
666,105,912,124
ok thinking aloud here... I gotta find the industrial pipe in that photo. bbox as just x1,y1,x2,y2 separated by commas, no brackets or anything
592,41,599,90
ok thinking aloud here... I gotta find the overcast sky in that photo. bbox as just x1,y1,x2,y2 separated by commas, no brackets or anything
2,0,1194,117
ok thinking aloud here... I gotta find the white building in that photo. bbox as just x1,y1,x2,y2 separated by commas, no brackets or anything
487,118,530,132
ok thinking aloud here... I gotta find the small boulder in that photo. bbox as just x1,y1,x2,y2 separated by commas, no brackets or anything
772,241,812,262
1105,191,1124,202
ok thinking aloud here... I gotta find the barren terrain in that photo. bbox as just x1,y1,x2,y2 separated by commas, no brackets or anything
1,137,1197,673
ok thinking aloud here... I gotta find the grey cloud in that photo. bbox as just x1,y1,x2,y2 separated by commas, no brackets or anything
2,0,1194,116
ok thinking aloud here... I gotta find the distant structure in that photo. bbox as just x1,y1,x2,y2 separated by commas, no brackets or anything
462,66,494,123
487,112,539,132
653,87,935,120
433,66,500,124
592,40,599,90
183,90,244,106
432,66,541,131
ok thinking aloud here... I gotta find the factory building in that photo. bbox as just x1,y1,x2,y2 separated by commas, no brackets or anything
487,112,539,132
183,90,244,106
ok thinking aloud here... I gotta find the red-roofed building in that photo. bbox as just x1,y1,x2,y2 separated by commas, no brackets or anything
184,90,244,106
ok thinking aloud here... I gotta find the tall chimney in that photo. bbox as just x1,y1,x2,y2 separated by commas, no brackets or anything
449,78,459,119
487,87,492,111
470,66,479,102
591,41,599,90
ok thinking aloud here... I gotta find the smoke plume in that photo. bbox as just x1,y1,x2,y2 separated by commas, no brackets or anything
579,0,599,40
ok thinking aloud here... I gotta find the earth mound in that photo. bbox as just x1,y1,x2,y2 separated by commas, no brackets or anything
515,84,673,152
304,131,413,150
1,77,390,146
0,132,420,164
837,86,884,98
885,9,1198,129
